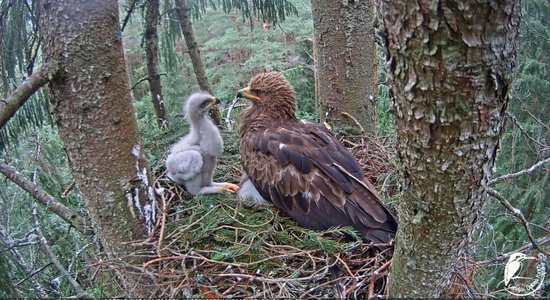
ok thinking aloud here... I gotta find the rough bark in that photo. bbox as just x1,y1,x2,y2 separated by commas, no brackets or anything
38,0,156,296
145,0,168,129
0,160,86,232
0,61,59,129
311,0,377,134
378,0,520,297
175,0,222,126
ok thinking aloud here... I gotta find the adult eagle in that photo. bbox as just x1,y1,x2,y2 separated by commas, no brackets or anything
236,72,397,243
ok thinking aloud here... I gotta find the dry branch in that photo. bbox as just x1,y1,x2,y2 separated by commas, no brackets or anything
476,236,550,267
489,156,550,185
0,61,59,129
484,185,550,256
31,203,93,299
0,160,87,232
224,95,242,130
505,111,548,148
120,0,139,33
0,223,50,297
341,111,365,134
130,73,167,90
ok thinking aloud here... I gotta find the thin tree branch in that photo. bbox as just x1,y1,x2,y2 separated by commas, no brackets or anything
31,204,93,299
14,262,53,287
484,185,550,256
130,73,167,90
476,236,550,267
517,97,550,132
0,160,87,232
61,180,76,198
0,61,59,129
0,223,49,297
277,23,315,63
341,111,365,134
120,0,140,33
489,157,550,185
505,111,548,148
224,95,241,130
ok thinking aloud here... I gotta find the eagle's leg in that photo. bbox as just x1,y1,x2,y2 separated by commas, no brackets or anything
237,174,268,204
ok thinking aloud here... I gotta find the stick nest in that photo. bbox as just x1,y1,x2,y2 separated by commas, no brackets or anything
137,130,394,298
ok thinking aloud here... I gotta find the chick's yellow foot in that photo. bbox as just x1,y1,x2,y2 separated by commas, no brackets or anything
224,183,239,194
214,183,239,194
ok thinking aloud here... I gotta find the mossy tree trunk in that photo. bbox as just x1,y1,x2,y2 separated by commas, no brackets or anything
145,0,168,129
311,0,378,134
175,0,222,126
38,0,156,296
378,0,520,297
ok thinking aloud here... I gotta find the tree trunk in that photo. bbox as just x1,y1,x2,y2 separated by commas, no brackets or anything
38,0,156,296
145,0,168,130
311,0,377,134
175,0,222,126
378,1,520,297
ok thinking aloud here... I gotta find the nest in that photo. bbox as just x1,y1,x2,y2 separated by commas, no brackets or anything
340,135,392,187
129,129,395,298
141,177,393,298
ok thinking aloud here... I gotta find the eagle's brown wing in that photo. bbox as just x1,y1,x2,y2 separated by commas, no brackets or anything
240,120,397,243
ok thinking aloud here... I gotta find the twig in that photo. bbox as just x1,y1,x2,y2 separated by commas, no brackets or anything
120,0,139,33
484,185,550,256
505,111,548,148
277,23,315,63
517,97,550,132
489,157,550,185
60,180,76,198
368,277,375,298
214,265,330,284
373,259,392,275
341,111,365,134
224,95,242,130
0,160,87,232
476,236,550,267
131,73,167,90
0,61,59,129
31,203,93,299
335,253,354,277
14,262,53,287
0,222,49,297
156,185,167,257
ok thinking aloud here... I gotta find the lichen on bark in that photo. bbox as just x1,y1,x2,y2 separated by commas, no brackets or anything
378,0,520,297
312,0,378,134
38,0,156,296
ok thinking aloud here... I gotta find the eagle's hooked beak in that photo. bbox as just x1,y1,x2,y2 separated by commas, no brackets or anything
206,96,221,110
237,87,260,102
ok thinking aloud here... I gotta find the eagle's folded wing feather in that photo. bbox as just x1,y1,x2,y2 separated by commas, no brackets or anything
241,121,397,243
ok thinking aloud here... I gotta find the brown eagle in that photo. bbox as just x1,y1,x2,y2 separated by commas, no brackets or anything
236,71,397,243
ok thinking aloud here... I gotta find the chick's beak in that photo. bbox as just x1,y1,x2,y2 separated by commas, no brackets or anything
206,96,221,110
236,87,260,102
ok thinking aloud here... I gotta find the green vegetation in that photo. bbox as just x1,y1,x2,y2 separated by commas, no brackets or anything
0,0,548,297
